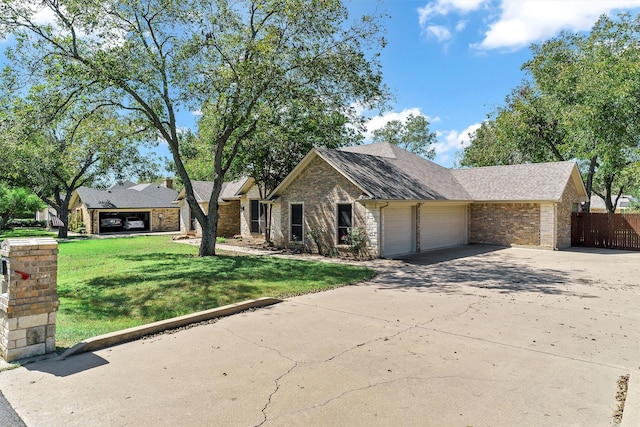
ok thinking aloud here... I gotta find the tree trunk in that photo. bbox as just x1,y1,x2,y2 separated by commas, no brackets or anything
0,213,10,231
583,156,597,212
57,207,69,239
199,216,216,257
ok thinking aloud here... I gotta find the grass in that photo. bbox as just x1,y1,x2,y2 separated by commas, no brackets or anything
56,235,374,348
0,228,57,241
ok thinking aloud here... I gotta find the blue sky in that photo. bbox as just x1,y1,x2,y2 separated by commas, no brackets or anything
349,0,640,167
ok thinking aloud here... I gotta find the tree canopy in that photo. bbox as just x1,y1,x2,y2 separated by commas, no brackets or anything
459,13,640,212
372,113,437,159
0,70,159,238
0,0,389,255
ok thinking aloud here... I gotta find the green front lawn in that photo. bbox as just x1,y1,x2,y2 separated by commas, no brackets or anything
56,236,374,348
0,228,57,241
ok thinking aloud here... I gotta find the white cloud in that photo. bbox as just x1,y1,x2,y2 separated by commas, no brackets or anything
418,0,640,51
433,122,481,167
362,108,440,141
426,25,452,42
32,7,57,25
435,123,481,154
475,0,640,51
418,0,487,25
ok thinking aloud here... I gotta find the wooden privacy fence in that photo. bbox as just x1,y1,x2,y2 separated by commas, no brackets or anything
572,212,640,250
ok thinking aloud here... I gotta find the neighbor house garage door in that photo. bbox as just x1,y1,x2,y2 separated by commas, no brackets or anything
383,206,414,257
420,205,467,250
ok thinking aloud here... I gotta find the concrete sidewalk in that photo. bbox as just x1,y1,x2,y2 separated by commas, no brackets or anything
0,246,639,426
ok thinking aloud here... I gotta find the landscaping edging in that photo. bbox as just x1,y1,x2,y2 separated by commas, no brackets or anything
58,297,283,359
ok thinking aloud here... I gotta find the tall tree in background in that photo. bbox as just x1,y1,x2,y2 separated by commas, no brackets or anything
0,77,158,238
226,97,365,242
372,113,437,159
460,83,566,167
460,13,640,212
0,0,388,255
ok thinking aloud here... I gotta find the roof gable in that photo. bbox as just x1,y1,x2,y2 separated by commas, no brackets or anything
176,177,249,203
272,142,470,201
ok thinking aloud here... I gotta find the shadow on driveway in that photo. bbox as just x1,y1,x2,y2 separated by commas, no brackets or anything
371,245,597,297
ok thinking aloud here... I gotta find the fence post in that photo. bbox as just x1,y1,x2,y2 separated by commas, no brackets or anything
0,238,59,362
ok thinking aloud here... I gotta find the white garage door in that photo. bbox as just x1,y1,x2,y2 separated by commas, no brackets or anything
383,206,414,257
421,205,467,250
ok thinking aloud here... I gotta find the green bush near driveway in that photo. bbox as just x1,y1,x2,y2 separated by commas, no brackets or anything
56,236,375,349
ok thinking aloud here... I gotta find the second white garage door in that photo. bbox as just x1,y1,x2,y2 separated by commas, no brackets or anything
383,206,414,257
420,205,467,251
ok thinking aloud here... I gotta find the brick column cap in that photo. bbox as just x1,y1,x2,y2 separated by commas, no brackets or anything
1,238,58,251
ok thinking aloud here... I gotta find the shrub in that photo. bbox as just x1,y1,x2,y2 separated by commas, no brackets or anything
343,227,368,259
6,219,47,228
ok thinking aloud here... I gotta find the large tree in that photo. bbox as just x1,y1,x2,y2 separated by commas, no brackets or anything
460,13,640,212
0,77,158,238
372,113,437,159
0,0,387,256
459,83,566,167
224,97,365,242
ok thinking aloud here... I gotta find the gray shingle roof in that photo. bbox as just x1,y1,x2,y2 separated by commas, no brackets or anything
312,143,583,203
319,144,470,200
189,177,248,203
451,161,577,201
76,183,179,209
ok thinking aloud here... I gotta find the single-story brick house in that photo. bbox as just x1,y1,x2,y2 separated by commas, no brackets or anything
246,142,588,258
69,179,180,234
175,178,248,238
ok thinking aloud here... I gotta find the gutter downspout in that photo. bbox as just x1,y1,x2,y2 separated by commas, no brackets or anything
378,202,389,258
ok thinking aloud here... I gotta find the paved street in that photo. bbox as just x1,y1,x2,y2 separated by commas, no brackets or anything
0,245,638,426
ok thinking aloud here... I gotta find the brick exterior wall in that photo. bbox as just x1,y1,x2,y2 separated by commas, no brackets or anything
150,208,180,232
469,203,541,246
275,155,369,255
557,179,582,249
240,185,263,237
0,238,59,362
180,201,239,237
539,203,555,248
217,201,240,237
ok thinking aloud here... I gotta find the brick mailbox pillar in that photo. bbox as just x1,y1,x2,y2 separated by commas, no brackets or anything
0,238,59,362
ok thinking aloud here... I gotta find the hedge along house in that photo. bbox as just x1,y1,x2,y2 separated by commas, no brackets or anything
257,142,588,258
175,178,248,238
69,179,180,234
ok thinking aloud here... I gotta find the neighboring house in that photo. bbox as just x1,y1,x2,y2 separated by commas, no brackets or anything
35,207,64,228
247,142,588,258
589,194,637,213
68,179,179,234
175,178,248,238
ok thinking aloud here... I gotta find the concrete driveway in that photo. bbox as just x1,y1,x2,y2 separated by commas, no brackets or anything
0,245,639,426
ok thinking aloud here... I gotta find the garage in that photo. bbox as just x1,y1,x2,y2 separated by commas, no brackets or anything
98,211,150,234
383,206,415,257
420,205,467,251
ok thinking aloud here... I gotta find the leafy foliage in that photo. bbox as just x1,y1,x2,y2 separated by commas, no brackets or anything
372,113,436,159
460,13,640,212
0,184,45,230
0,0,389,255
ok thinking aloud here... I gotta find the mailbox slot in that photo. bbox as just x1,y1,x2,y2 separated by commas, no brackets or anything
1,256,7,294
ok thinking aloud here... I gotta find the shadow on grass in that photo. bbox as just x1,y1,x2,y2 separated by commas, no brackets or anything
59,254,372,322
